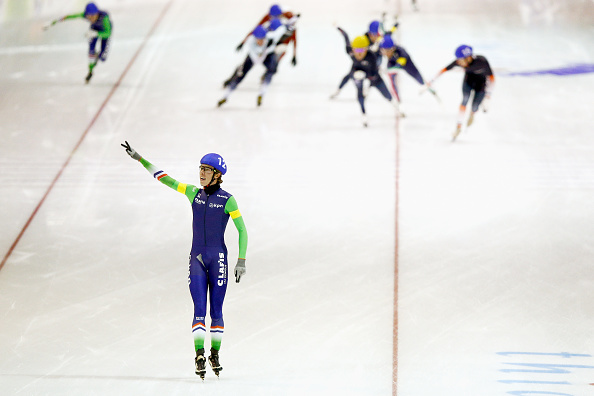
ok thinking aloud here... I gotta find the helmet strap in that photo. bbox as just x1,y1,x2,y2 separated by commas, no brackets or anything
206,171,220,187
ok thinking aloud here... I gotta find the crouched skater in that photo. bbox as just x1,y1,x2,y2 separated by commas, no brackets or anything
44,2,112,83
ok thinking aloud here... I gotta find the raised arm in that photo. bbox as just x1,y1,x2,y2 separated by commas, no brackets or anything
336,27,352,53
237,14,271,50
121,141,198,203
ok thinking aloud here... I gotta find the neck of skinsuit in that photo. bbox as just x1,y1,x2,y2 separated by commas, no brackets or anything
204,183,221,195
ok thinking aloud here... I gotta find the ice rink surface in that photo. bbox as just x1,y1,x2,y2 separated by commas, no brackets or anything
1,0,593,395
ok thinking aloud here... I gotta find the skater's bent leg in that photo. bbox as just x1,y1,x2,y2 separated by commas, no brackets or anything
456,82,474,126
229,57,254,90
98,37,110,61
338,72,352,90
457,105,467,127
355,80,366,114
461,81,472,107
88,37,98,57
263,53,278,75
373,79,393,101
259,54,278,96
471,90,486,113
387,72,400,102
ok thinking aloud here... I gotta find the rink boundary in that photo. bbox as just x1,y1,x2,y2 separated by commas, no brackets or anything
0,0,175,272
393,1,402,395
393,103,401,396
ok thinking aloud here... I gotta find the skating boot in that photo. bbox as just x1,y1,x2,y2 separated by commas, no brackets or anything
195,349,206,380
85,59,97,84
329,89,340,99
362,114,368,128
257,95,262,107
217,98,227,107
452,124,462,141
208,348,223,377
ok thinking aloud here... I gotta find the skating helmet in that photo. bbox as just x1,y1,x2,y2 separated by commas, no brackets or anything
84,2,99,16
200,153,227,175
455,45,473,59
269,4,282,17
268,18,282,31
380,35,396,49
369,20,380,34
352,35,370,49
252,25,267,39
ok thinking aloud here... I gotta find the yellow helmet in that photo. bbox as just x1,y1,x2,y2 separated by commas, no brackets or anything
351,35,370,49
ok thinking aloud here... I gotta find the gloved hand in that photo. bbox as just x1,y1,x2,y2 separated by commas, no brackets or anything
291,56,297,66
234,258,246,283
236,42,243,52
42,20,58,31
121,141,141,160
425,83,437,95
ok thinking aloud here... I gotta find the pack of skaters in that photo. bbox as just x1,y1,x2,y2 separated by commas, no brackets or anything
218,22,288,108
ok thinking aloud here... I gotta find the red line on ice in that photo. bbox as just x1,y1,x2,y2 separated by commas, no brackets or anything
393,112,401,396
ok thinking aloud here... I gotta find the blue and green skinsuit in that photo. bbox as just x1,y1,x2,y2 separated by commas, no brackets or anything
137,156,248,352
336,27,393,114
62,9,112,69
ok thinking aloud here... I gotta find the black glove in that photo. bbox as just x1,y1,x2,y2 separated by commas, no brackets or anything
236,42,243,52
291,56,297,66
121,141,141,161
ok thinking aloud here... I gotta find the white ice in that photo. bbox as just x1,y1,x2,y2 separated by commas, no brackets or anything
1,0,594,395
